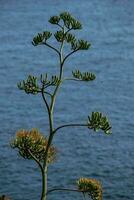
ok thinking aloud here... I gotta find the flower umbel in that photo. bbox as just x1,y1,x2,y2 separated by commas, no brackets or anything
77,178,102,200
11,128,56,164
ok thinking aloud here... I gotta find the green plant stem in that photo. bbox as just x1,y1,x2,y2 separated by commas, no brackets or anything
64,78,86,81
63,48,80,65
41,165,48,200
43,42,60,56
41,27,65,200
43,91,52,97
54,123,88,134
41,88,52,134
47,188,82,195
27,150,47,200
28,149,43,172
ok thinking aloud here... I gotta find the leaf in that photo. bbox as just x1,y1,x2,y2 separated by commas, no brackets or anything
65,33,76,43
70,18,82,30
51,75,61,86
72,70,96,81
17,75,40,95
60,12,82,30
78,40,91,50
87,112,112,134
40,74,61,87
32,31,52,46
54,30,64,42
49,16,60,24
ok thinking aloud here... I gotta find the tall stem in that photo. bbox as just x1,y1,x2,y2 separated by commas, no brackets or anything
41,27,65,200
41,166,47,200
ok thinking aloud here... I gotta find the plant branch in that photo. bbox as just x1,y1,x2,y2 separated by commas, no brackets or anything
41,87,50,115
64,78,85,82
50,26,65,113
54,123,88,134
44,91,52,97
47,188,82,195
42,42,60,56
63,48,80,65
41,86,53,136
57,23,64,29
43,28,66,168
28,149,43,172
65,28,73,35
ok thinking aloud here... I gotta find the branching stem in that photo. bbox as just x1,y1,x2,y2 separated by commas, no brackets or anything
42,42,60,56
47,188,82,195
43,91,52,97
43,27,66,172
63,48,80,65
40,24,86,200
28,149,43,172
64,78,85,82
54,123,88,134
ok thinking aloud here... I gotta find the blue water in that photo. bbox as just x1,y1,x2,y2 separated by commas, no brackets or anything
0,0,134,199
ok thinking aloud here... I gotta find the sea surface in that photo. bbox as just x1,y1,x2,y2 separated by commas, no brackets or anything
0,0,134,199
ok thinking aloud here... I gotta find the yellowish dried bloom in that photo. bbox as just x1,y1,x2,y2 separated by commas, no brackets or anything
77,177,102,200
11,128,56,164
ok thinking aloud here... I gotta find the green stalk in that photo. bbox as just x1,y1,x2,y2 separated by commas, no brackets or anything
41,27,65,200
27,150,47,200
41,166,47,200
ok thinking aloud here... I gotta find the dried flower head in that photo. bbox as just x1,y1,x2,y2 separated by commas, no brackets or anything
11,128,56,164
77,178,102,200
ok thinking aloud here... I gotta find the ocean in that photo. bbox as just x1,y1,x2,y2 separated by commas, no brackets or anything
0,0,134,199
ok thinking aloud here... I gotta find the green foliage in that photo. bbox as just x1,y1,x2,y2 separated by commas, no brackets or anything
32,31,52,46
32,11,88,49
65,33,76,43
17,75,40,94
11,128,56,164
88,112,111,134
71,39,91,50
60,12,82,29
72,70,96,81
17,74,61,95
49,16,60,25
77,178,102,200
40,74,61,87
54,30,64,42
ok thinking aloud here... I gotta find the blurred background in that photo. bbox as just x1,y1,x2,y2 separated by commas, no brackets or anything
0,0,134,199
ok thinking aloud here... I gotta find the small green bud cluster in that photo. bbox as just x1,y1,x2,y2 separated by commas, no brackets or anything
72,70,96,81
54,30,64,42
49,12,82,30
49,16,60,25
88,112,111,134
71,39,91,50
32,12,91,51
65,33,75,43
40,74,61,87
17,75,39,94
32,31,52,46
17,74,61,95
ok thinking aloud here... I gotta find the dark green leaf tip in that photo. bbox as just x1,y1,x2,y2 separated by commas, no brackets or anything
49,16,60,25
